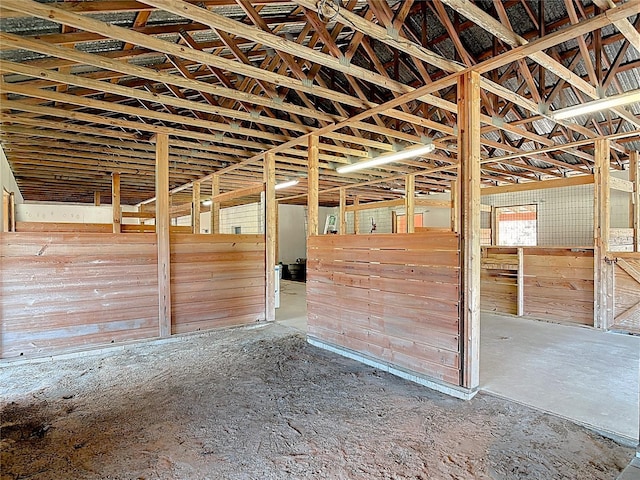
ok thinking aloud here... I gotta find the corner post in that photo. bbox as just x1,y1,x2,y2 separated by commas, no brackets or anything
155,133,171,337
111,172,121,233
308,135,319,237
264,152,276,322
594,138,611,329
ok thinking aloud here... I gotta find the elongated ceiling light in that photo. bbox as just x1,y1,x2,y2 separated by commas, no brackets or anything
202,199,212,206
552,89,640,120
336,143,435,174
275,179,299,190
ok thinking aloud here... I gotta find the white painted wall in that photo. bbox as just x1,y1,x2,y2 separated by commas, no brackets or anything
16,202,140,224
1,145,23,228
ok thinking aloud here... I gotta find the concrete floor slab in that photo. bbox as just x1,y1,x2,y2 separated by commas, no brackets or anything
480,313,640,444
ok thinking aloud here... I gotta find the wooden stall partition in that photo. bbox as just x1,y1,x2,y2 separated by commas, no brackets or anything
609,252,640,334
522,248,594,325
170,234,266,334
480,247,518,315
0,233,160,358
307,232,461,386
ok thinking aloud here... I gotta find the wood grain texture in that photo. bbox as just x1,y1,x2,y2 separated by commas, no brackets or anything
0,233,159,358
307,232,461,385
170,234,266,333
611,254,640,334
523,249,594,325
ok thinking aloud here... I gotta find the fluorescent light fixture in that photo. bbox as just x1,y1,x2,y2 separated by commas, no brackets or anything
202,199,212,206
552,89,640,120
336,143,435,174
275,179,299,190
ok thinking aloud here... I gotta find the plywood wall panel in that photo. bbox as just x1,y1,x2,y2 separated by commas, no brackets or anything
307,232,461,385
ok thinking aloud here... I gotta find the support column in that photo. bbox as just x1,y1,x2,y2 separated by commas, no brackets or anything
192,180,201,234
308,135,319,237
155,133,171,337
594,138,611,329
353,196,360,234
458,71,481,390
630,151,639,252
339,187,347,235
265,152,276,322
405,174,415,233
211,174,220,234
94,191,101,206
450,180,458,233
111,173,121,233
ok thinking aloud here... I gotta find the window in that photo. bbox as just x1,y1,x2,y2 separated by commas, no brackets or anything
393,213,424,233
234,226,242,234
495,204,537,246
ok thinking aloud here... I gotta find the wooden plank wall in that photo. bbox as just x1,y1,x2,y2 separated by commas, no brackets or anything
0,233,159,358
307,232,461,385
523,248,594,325
16,222,192,234
480,247,595,325
480,247,518,315
170,234,266,334
610,253,640,334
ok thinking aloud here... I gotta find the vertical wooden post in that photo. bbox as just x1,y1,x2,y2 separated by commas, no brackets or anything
458,71,481,390
517,248,524,317
211,174,220,234
192,180,201,234
354,196,360,234
155,133,171,337
111,173,121,233
339,187,347,235
450,180,459,233
405,174,415,233
630,151,639,252
264,152,276,322
9,192,15,232
594,138,611,329
308,135,319,237
94,191,101,206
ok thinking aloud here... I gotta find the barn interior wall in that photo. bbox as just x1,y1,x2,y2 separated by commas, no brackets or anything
16,202,140,225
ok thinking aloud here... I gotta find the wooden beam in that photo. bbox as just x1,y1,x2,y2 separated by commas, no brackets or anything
264,152,276,322
308,135,319,237
593,138,611,329
480,175,595,196
155,133,171,338
339,187,347,235
458,71,481,390
630,151,639,252
94,191,101,206
111,172,121,234
451,180,459,233
517,248,524,317
192,180,201,234
353,196,360,234
406,174,415,233
211,175,220,234
345,198,405,212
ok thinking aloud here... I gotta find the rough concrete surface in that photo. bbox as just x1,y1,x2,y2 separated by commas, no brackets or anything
1,323,633,480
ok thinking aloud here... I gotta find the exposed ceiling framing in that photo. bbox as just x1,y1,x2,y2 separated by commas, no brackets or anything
0,0,639,206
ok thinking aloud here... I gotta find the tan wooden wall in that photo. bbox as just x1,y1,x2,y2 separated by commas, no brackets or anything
523,249,594,325
1,232,267,359
480,247,595,325
480,248,518,315
610,253,640,334
307,232,461,385
170,234,266,334
1,233,160,358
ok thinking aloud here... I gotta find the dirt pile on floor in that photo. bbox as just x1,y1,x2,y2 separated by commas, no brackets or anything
1,324,632,479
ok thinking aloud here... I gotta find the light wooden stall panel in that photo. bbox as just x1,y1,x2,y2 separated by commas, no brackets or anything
170,234,266,334
523,248,594,325
307,232,461,385
610,253,640,334
0,233,159,358
481,247,518,315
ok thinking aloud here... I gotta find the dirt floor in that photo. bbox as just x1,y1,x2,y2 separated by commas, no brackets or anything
1,323,633,480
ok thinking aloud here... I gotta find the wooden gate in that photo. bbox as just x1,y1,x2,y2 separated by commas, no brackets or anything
610,254,640,334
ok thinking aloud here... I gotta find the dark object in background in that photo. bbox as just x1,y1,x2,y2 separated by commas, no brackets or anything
288,258,306,282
